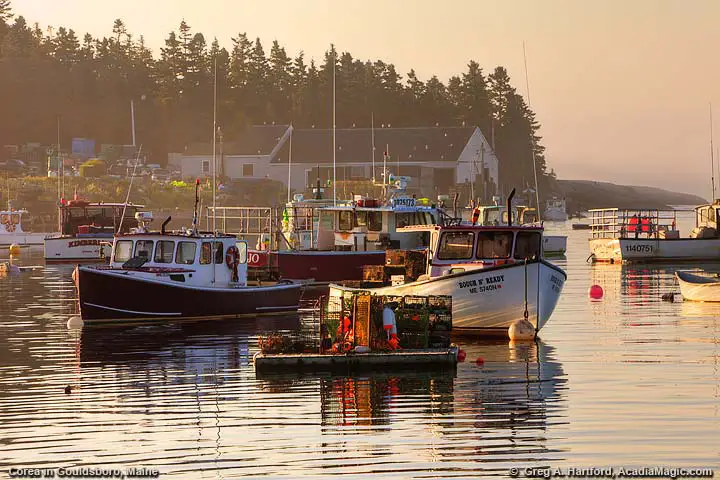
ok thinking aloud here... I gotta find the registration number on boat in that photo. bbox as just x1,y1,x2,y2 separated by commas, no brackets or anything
625,244,653,253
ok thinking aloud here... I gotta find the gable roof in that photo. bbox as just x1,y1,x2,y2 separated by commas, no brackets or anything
272,126,477,164
183,124,290,156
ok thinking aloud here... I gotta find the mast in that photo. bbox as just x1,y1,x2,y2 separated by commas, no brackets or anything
212,56,218,233
711,102,716,202
523,41,542,221
332,48,337,206
130,99,136,147
371,113,375,182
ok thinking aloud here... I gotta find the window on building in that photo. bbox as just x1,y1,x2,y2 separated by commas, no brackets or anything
243,164,254,177
134,240,154,260
514,232,541,260
476,231,513,259
176,241,197,264
437,231,474,260
202,160,210,174
114,240,133,263
154,240,175,263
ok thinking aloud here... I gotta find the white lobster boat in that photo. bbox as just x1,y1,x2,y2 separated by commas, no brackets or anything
45,200,145,263
544,197,568,221
0,210,49,247
589,202,720,263
329,222,566,336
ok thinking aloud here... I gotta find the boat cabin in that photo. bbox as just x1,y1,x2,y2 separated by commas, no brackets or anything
465,204,538,226
0,209,29,234
59,200,144,236
398,224,544,278
109,232,249,287
693,201,720,237
315,197,437,251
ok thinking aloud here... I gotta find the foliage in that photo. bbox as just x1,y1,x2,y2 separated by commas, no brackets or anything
78,159,106,177
0,1,551,197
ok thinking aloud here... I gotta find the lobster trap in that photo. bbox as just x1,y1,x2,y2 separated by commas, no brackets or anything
322,292,453,352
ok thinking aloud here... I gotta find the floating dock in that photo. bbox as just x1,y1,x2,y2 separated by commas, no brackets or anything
254,347,458,374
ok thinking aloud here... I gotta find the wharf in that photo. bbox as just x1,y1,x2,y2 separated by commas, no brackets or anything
254,346,458,374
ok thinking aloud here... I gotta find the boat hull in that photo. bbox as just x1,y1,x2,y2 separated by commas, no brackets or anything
0,232,49,246
45,235,112,263
590,237,720,263
267,250,386,283
329,260,566,335
676,270,720,302
75,266,303,323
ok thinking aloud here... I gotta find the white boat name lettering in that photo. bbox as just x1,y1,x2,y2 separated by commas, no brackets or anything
458,275,504,294
69,239,102,248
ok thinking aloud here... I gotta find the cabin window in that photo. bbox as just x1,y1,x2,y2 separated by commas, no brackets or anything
319,210,334,231
368,211,382,231
154,240,175,263
114,240,133,263
396,212,413,228
338,211,354,231
10,213,20,225
514,232,542,260
213,241,224,264
476,231,513,259
356,210,367,227
243,164,254,177
134,240,154,260
176,241,197,264
437,231,475,260
202,160,210,173
236,241,248,264
200,242,212,264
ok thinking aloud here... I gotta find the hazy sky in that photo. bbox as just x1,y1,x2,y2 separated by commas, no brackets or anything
11,0,720,195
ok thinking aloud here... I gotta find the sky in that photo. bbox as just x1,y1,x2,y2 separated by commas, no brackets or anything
10,0,720,196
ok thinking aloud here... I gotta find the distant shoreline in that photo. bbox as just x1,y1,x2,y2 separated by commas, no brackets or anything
556,179,707,215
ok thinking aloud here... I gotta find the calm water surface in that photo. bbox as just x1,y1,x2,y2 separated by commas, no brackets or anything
0,215,718,478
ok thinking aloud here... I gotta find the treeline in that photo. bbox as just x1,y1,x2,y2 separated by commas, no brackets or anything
0,1,554,194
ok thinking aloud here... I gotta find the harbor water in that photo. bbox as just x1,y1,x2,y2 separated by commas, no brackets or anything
0,212,718,477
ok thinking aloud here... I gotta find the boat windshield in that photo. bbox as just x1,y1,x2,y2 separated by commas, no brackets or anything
514,231,541,260
475,231,512,259
437,231,475,260
484,209,508,226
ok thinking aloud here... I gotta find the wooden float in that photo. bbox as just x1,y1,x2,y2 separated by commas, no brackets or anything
253,346,458,374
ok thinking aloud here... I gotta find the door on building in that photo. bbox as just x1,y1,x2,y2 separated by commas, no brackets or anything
433,168,455,194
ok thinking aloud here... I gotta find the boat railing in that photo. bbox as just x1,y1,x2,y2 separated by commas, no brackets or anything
206,206,327,251
588,208,679,239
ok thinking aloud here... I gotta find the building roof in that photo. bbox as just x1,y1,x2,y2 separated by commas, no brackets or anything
183,124,289,156
272,126,477,164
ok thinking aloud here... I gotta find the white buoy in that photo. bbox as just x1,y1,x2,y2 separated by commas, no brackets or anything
67,316,84,329
508,318,535,341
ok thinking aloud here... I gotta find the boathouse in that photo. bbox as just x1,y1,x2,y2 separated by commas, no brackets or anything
170,124,499,201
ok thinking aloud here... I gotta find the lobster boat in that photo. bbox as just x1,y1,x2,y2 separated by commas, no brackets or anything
0,209,49,247
589,202,720,263
45,198,145,263
73,220,303,324
329,221,566,337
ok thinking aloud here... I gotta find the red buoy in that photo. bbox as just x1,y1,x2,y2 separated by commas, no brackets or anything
475,356,485,366
457,349,467,362
589,284,604,299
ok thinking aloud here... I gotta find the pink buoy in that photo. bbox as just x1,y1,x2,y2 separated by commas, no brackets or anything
589,284,604,299
457,349,467,362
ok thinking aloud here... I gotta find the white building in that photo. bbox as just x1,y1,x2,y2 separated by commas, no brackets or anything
170,124,499,202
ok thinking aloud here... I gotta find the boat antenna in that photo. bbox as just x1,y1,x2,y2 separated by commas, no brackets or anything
287,124,293,202
118,145,143,234
523,41,542,222
711,102,716,202
332,47,337,206
192,178,200,234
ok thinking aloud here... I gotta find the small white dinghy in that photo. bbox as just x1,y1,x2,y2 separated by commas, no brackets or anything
675,270,720,302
